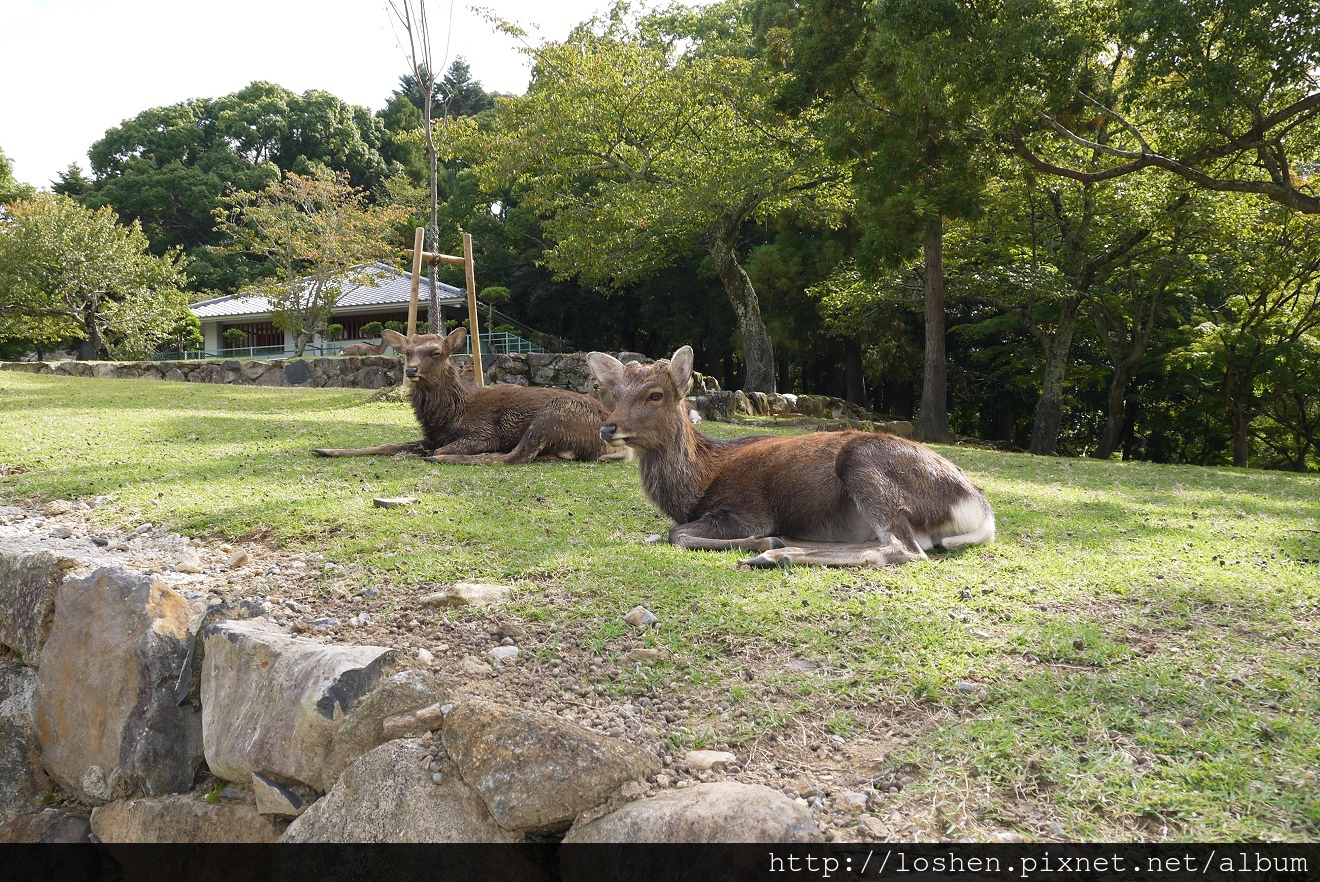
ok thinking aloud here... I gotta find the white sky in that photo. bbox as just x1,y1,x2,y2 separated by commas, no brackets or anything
0,0,620,188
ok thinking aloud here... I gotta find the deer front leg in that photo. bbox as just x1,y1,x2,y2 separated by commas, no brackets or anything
669,515,785,554
312,441,430,457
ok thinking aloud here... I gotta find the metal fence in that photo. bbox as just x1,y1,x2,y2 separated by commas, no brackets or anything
150,332,546,362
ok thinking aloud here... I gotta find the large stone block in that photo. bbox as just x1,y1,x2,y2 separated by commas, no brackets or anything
562,782,819,843
0,550,79,665
34,568,203,804
442,700,659,835
0,807,93,843
90,794,281,843
320,669,453,790
0,660,50,824
201,619,397,792
283,739,516,843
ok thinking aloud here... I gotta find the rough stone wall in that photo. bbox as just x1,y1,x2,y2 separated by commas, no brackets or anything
0,355,909,431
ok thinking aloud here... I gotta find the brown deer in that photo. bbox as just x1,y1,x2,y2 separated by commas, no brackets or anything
340,340,390,356
587,346,995,567
313,328,630,464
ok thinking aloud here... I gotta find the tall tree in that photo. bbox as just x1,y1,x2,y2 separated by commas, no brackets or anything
218,168,408,356
1014,0,1320,215
0,146,35,204
1174,199,1320,467
470,6,849,392
390,1,445,330
439,58,496,118
84,83,389,293
0,193,191,359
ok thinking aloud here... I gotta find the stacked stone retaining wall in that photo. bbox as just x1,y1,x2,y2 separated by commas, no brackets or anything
2,354,911,431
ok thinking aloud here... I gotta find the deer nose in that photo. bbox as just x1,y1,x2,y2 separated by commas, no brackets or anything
405,366,418,378
600,423,616,442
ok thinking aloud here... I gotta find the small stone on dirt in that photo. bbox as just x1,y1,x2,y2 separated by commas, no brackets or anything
421,581,513,608
460,655,492,677
488,645,520,664
685,750,736,772
50,526,73,539
836,791,870,814
174,550,204,573
624,605,659,629
226,549,250,568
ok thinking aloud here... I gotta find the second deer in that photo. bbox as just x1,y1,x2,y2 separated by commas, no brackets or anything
587,346,995,567
314,328,629,464
339,340,391,356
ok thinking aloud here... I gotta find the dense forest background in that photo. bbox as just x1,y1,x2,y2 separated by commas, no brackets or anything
2,0,1318,471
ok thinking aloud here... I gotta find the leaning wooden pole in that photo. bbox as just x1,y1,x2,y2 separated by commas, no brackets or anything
463,232,484,387
406,226,425,336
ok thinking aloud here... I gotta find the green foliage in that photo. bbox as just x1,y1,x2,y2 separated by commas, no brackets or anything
222,328,247,348
360,321,384,339
84,82,390,293
217,167,409,357
0,193,191,359
0,146,36,204
325,323,345,341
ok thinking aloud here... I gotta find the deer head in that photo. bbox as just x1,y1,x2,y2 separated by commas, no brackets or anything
382,327,467,385
588,346,694,452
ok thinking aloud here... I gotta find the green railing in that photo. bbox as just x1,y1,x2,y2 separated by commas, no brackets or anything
151,332,545,361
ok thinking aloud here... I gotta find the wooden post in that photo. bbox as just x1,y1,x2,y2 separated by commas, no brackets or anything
406,227,425,336
402,232,483,387
463,233,483,387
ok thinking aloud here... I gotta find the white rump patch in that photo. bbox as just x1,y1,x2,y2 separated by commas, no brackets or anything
937,498,995,549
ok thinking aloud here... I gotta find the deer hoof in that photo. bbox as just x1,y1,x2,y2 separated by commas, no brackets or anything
768,536,786,549
311,449,331,457
742,552,792,569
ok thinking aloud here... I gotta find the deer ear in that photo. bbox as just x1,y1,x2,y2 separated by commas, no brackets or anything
443,326,468,354
380,328,407,349
669,346,694,392
587,352,627,394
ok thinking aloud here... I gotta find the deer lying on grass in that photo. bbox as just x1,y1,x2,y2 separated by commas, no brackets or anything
587,346,995,567
313,328,630,464
340,340,390,356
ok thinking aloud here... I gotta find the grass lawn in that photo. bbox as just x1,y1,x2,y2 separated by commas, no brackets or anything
1,371,1317,841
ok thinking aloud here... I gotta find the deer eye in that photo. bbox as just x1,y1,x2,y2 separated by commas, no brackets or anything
647,391,663,402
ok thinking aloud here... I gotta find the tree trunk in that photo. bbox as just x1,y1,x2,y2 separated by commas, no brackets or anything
1091,362,1135,460
426,98,441,332
1230,401,1251,468
81,296,105,360
844,338,867,407
913,216,954,442
708,206,775,393
1029,295,1081,455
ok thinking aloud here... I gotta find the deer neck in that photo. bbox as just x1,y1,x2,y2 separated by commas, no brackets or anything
410,366,471,447
637,415,724,523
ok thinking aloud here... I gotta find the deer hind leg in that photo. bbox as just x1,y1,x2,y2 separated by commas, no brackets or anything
669,515,785,554
741,537,925,569
312,441,430,457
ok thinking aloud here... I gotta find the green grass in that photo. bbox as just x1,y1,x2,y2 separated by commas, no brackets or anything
1,372,1317,841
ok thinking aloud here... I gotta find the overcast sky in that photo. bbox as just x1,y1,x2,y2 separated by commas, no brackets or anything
0,0,622,189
